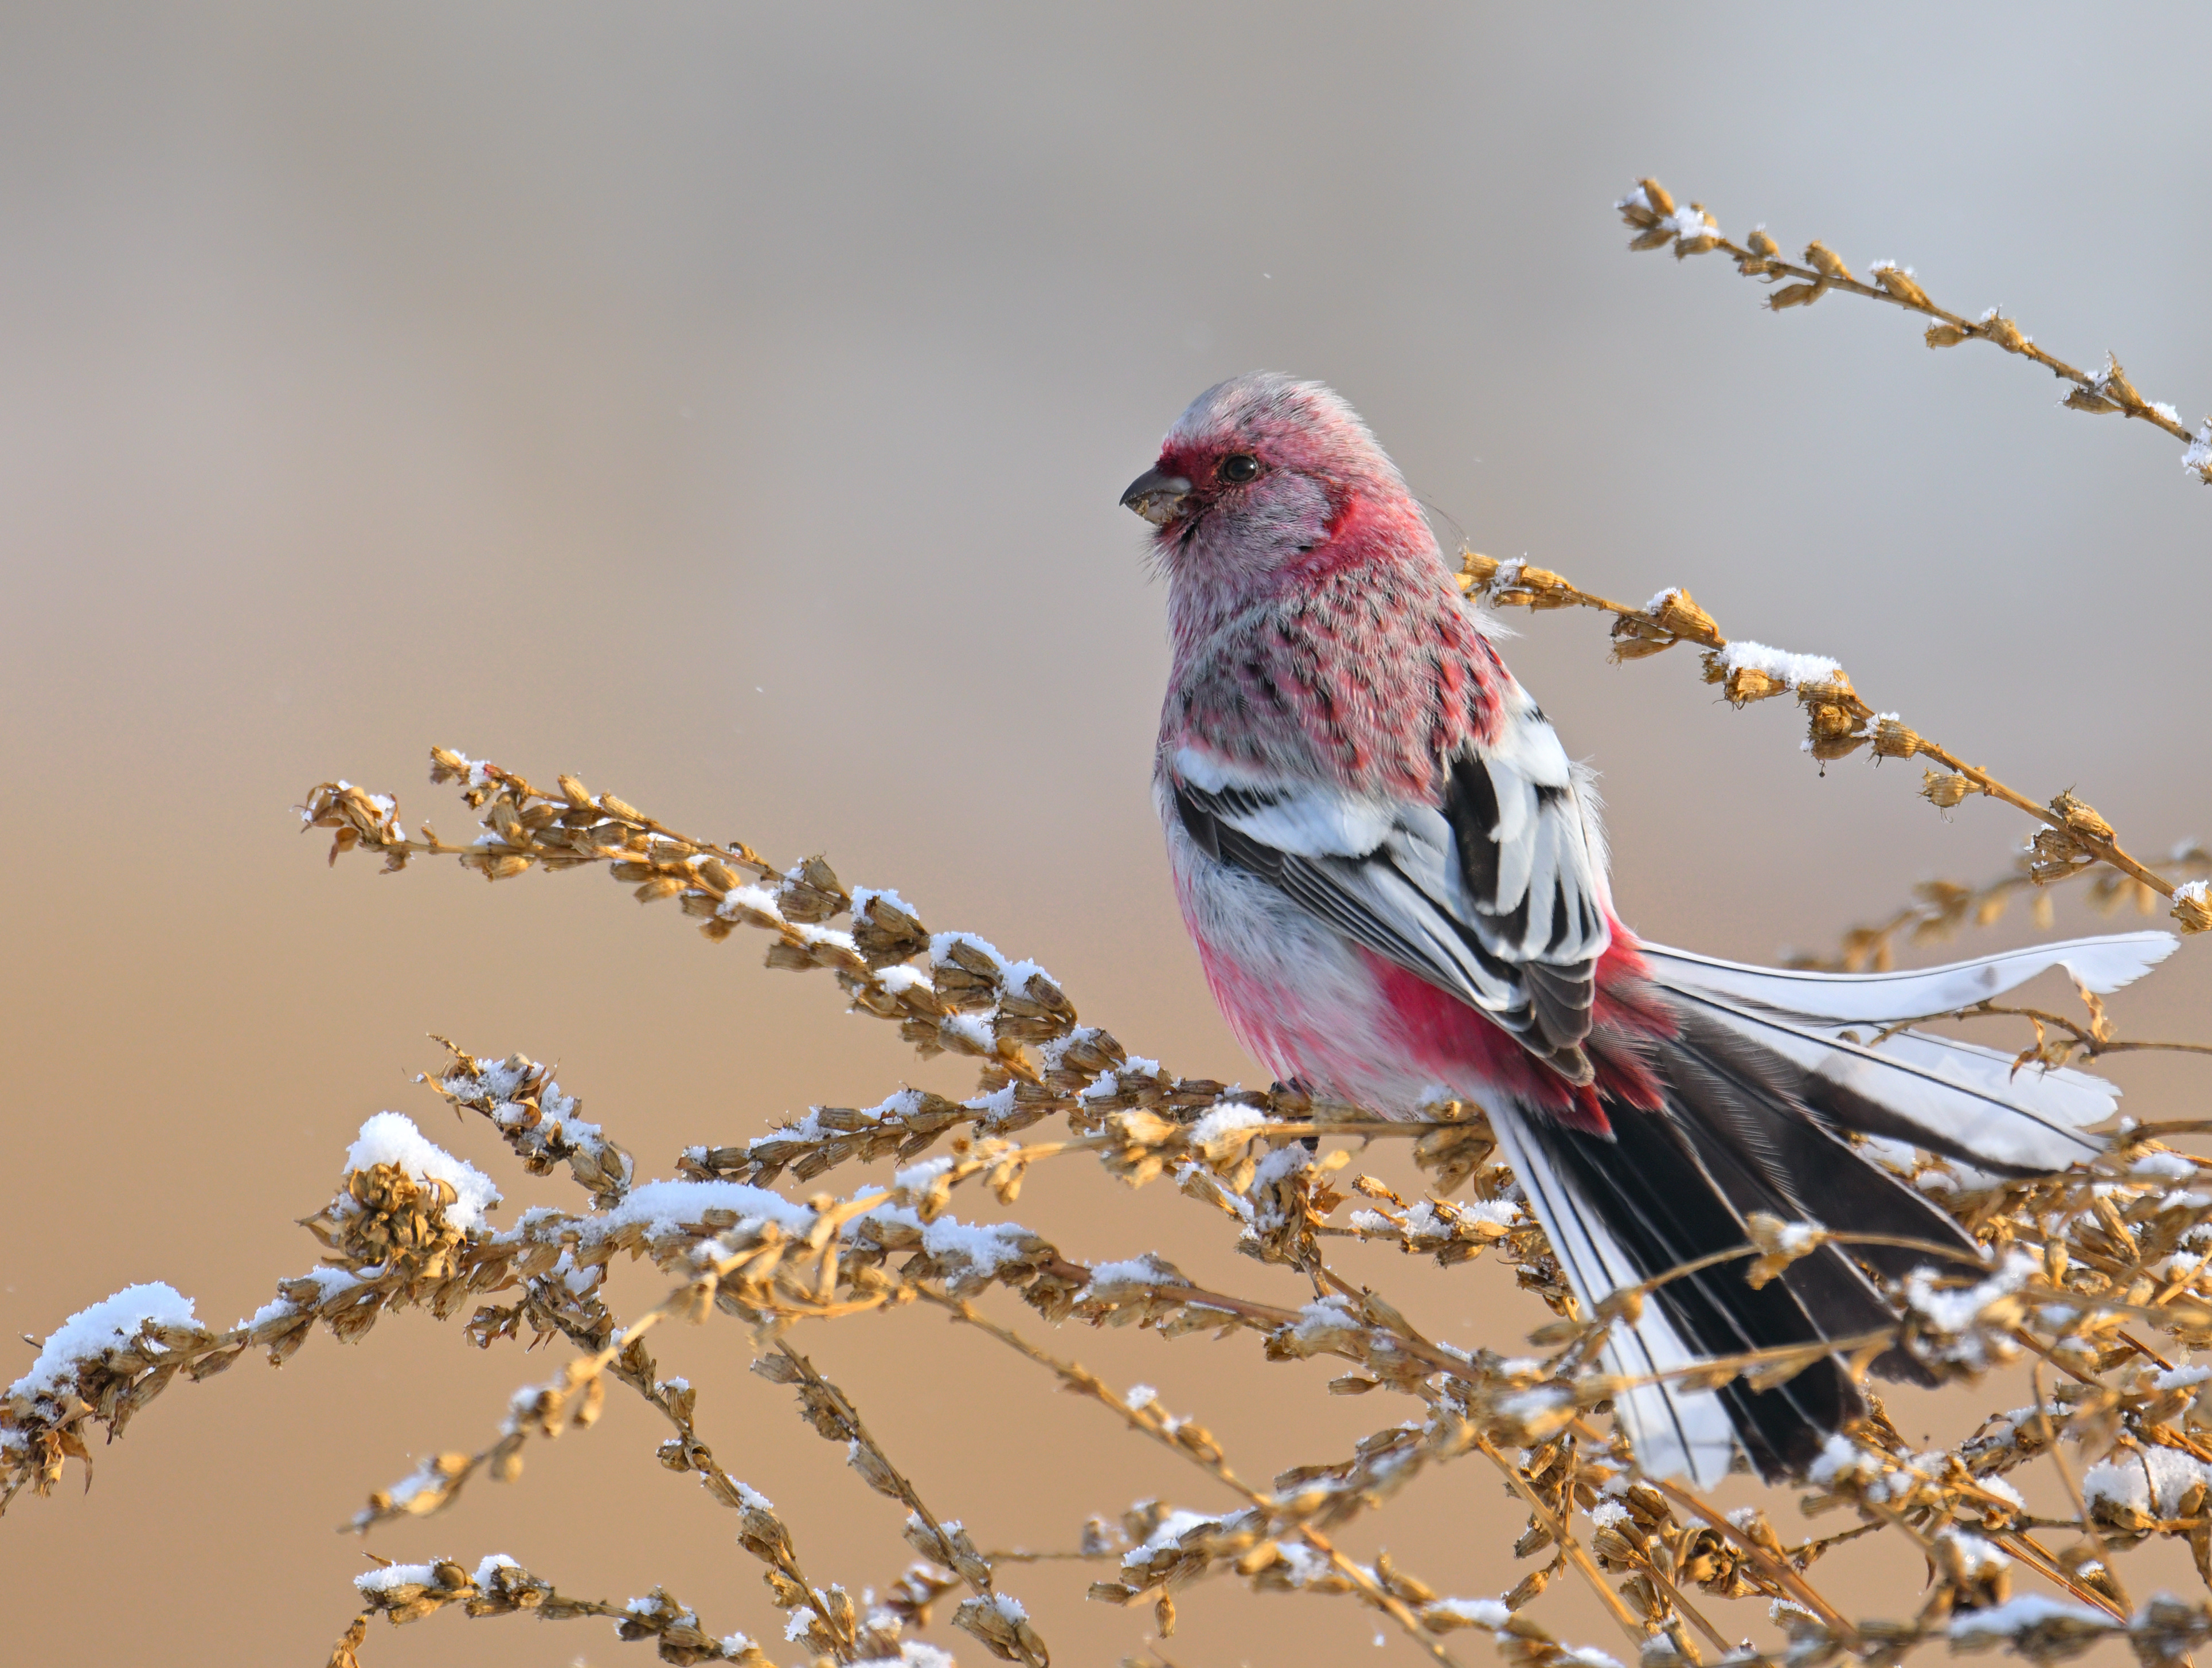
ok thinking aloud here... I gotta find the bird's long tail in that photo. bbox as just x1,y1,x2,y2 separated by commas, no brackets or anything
1492,930,2177,1485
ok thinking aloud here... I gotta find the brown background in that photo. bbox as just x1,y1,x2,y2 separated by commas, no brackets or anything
4,6,2209,1665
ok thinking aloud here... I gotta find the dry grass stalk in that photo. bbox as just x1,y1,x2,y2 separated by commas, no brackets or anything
1457,551,2206,935
1792,843,2212,976
6,740,2210,1668
1614,177,2212,487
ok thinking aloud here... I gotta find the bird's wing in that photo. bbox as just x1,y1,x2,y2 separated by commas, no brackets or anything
1167,687,1611,1062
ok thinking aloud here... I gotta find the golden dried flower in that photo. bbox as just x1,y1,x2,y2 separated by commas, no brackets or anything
1608,622,1675,662
1456,550,1502,592
1921,769,1972,809
2029,826,2094,884
1871,265,1931,309
1805,704,1866,760
2051,788,2116,844
1728,667,1789,705
1649,587,1717,642
2172,881,2212,935
1744,1212,1830,1289
1869,717,1920,759
1746,227,1778,258
1802,241,1853,284
2100,358,2144,407
1673,205,1721,258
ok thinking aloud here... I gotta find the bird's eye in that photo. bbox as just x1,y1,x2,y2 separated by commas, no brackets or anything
1218,453,1260,484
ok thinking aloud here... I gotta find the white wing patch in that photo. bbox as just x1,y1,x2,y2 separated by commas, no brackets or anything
1166,687,1611,1058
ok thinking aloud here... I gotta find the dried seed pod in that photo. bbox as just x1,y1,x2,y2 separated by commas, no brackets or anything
1921,769,1972,809
1769,282,1823,311
2172,882,2212,935
1793,669,1857,708
2050,789,2115,844
1805,703,1866,761
1673,205,1720,257
2065,388,2121,415
1725,666,1789,706
1639,177,1676,218
1869,717,1920,759
1746,227,1779,258
1457,550,1503,591
1871,264,1931,308
1608,627,1674,662
1926,322,1967,347
1617,194,1660,231
853,892,930,964
1650,588,1717,641
1514,564,1576,608
2029,827,2093,884
1980,314,2027,351
1802,241,1853,283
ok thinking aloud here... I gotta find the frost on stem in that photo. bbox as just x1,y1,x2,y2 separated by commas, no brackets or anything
2186,419,2212,485
1615,175,2207,482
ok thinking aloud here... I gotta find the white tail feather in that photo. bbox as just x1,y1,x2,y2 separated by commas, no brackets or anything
1667,987,2107,1172
1806,1026,2119,1130
1491,1107,1737,1486
1642,932,2175,1024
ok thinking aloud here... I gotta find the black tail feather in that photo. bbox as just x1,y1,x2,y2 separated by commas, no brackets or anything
1527,1109,1862,1478
1521,1009,1994,1479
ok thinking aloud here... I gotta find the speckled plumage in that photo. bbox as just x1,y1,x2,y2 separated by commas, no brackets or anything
1142,373,1639,1119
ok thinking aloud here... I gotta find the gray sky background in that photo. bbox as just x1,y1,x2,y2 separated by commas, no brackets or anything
3,6,2207,1663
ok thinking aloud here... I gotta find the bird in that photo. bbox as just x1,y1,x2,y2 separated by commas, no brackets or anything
1121,370,2174,1485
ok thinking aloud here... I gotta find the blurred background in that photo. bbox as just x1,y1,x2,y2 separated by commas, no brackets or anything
3,5,2209,1663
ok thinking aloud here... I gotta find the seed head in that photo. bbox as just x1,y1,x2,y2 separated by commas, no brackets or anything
1921,770,1972,810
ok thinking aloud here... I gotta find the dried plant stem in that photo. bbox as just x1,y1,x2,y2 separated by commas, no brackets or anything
927,1292,1467,1668
1963,1002,2212,1062
1457,549,2205,933
1615,175,2210,478
1474,1436,1655,1653
2031,1357,2134,1615
1796,842,2208,975
1992,1530,2129,1622
770,1345,979,1604
1620,1459,1861,1646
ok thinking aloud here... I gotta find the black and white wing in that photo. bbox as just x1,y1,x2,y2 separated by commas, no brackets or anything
1167,686,1612,1076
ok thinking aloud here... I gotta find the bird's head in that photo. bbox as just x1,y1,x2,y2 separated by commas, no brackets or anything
1121,373,1426,606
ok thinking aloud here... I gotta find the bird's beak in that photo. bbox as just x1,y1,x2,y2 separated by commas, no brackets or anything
1120,467,1193,526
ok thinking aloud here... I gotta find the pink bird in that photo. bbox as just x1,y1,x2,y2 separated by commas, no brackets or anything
1123,372,2174,1484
